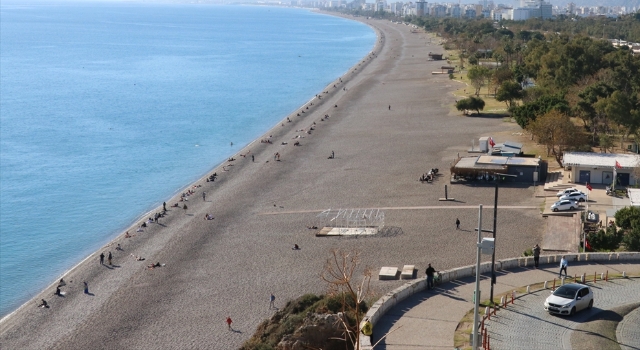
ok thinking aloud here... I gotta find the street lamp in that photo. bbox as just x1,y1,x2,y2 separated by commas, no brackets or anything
489,172,516,305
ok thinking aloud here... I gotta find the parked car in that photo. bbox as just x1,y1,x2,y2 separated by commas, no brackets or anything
556,188,584,197
550,199,579,212
559,192,587,202
544,283,593,316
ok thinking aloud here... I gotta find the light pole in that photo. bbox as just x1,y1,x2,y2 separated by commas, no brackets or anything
489,173,517,305
472,205,483,350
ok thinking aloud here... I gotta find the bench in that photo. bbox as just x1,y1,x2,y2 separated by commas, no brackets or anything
378,267,399,280
400,265,416,280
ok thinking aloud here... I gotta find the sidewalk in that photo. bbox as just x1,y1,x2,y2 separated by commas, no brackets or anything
371,261,640,349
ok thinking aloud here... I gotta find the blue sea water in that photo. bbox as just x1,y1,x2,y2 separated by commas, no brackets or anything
0,1,375,317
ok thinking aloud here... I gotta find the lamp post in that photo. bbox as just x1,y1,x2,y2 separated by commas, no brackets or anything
472,205,483,350
488,173,517,305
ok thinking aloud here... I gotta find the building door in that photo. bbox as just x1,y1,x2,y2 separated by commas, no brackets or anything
616,173,630,186
603,171,613,185
579,170,591,184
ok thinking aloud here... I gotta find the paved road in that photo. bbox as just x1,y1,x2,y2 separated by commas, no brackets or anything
618,306,640,350
489,278,640,350
372,261,640,350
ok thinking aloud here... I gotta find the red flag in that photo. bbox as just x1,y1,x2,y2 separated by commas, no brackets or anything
615,160,622,169
489,137,495,147
585,238,592,251
586,183,592,191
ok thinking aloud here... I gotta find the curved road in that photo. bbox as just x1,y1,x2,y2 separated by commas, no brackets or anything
488,278,640,350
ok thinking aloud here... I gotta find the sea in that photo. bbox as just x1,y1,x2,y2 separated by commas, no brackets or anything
0,0,375,317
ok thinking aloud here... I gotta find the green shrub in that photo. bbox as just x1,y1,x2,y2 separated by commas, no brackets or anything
588,227,623,251
623,227,640,251
523,248,533,257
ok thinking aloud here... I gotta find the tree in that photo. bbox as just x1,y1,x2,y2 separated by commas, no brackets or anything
495,80,524,109
512,94,570,129
527,110,587,166
321,249,372,350
615,206,640,231
615,206,640,251
456,96,485,115
467,65,490,96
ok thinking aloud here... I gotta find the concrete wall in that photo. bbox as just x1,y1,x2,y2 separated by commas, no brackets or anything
359,252,640,349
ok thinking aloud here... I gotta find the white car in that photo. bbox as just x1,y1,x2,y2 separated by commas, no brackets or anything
559,192,587,202
544,283,593,316
556,188,583,197
550,199,579,212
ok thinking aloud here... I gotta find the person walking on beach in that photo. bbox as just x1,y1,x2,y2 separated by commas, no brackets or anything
226,316,232,330
83,282,89,294
425,264,436,289
108,251,112,266
163,202,166,211
202,192,206,201
388,105,391,110
455,218,460,230
251,155,254,162
533,244,541,268
269,294,275,309
100,252,105,265
559,256,568,278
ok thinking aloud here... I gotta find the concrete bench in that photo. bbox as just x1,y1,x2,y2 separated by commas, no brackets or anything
379,267,399,280
400,265,416,279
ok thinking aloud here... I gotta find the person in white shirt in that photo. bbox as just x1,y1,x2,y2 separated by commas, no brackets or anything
559,256,568,278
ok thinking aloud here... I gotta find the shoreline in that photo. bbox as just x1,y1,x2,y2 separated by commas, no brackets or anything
0,10,382,322
1,13,546,350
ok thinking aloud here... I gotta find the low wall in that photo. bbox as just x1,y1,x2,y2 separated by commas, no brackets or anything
359,252,640,349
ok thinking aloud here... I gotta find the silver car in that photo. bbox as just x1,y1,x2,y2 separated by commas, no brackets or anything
544,283,594,316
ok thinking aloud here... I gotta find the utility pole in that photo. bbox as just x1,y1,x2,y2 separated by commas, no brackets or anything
472,205,483,350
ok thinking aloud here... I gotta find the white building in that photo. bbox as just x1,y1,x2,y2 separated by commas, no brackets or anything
563,152,640,186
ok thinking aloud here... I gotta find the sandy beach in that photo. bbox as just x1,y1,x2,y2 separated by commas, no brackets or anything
0,14,545,349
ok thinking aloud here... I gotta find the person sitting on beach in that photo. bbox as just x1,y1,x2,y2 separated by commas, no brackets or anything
58,278,66,287
54,286,62,296
173,203,179,207
205,214,214,220
294,141,300,146
228,157,235,162
293,244,300,250
125,231,132,238
141,222,147,228
131,254,145,261
116,244,123,251
39,299,49,308
307,225,318,230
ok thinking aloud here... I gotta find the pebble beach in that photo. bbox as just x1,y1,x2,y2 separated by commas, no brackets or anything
0,14,545,349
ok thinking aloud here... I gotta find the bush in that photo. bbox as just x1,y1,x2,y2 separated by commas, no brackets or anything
523,248,533,257
449,73,454,79
623,227,640,251
587,227,623,251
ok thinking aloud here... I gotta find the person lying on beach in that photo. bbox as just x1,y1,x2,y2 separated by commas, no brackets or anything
136,226,143,232
131,254,145,261
228,157,235,161
116,244,123,251
204,214,214,220
147,262,163,269
307,225,318,229
172,203,179,207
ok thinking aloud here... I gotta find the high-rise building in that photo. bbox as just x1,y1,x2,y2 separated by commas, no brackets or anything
416,1,428,16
